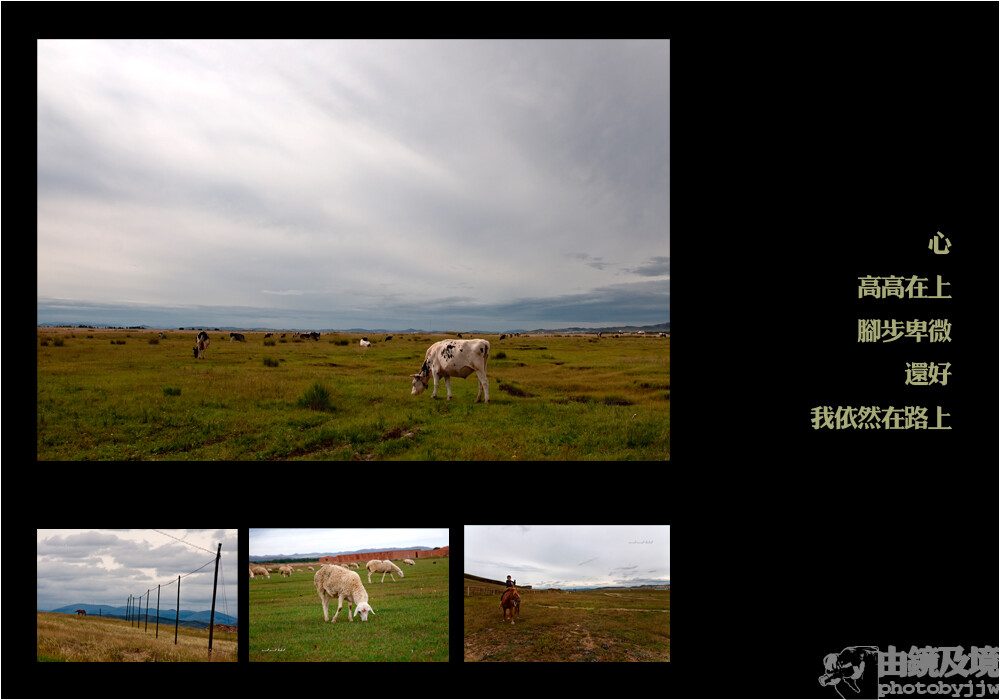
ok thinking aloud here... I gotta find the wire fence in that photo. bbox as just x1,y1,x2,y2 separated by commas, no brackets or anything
96,531,236,654
465,585,533,596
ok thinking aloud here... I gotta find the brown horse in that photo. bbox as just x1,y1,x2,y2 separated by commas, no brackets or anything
500,588,520,625
75,609,87,616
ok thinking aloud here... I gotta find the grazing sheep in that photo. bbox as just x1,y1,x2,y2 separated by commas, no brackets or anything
403,559,416,566
314,565,374,623
308,566,315,571
250,565,270,580
279,565,292,578
351,562,360,569
366,559,404,584
249,567,254,579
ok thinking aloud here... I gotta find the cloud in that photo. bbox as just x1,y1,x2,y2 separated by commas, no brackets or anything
626,256,670,277
37,40,669,330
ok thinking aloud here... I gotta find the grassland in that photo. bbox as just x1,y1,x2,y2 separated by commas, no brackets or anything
464,582,669,662
250,558,448,661
36,328,669,460
36,612,237,661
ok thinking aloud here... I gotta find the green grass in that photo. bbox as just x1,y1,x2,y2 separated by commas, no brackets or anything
37,329,669,460
463,585,669,662
250,558,449,661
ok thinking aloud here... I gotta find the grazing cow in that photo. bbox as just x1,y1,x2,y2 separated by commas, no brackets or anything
158,332,165,339
193,331,210,359
306,331,320,340
75,609,87,616
410,338,490,403
264,333,273,338
360,337,371,348
384,335,393,341
229,332,246,342
499,334,507,340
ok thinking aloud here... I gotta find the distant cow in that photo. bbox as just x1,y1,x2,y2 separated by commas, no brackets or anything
305,331,320,340
75,609,87,616
193,331,210,359
410,338,490,403
229,332,246,342
360,337,371,348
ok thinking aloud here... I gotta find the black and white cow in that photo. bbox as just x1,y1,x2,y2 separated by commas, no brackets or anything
230,332,246,342
193,331,210,359
410,339,490,403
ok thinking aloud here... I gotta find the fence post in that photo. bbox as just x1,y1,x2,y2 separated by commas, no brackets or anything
208,542,221,654
175,575,180,645
128,594,132,626
145,589,150,632
156,584,160,639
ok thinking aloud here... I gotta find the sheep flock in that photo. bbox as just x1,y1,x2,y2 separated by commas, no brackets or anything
252,556,429,626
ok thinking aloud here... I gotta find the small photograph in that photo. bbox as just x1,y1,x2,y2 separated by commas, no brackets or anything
249,528,449,661
36,529,239,662
464,525,670,662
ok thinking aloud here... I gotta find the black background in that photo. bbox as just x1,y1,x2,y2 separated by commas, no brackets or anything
20,4,997,699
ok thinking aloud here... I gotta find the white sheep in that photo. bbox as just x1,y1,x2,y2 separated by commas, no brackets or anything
250,565,270,580
249,566,255,579
314,565,374,623
367,559,405,583
403,559,415,566
308,566,315,571
350,562,360,569
279,565,292,578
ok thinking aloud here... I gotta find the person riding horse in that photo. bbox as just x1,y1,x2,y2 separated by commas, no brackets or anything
500,577,521,623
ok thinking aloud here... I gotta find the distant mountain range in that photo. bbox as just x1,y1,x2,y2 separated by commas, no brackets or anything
39,322,668,335
44,604,237,628
250,545,436,562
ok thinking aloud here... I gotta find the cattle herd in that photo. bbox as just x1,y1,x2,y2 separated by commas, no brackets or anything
180,328,667,402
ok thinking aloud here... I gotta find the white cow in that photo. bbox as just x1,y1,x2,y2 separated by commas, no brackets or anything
360,337,371,348
410,339,490,402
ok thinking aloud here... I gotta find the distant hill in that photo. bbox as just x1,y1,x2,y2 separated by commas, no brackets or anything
39,322,668,335
250,546,435,562
47,604,237,628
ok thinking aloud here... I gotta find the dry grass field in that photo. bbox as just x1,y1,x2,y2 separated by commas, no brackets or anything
464,583,670,662
36,611,237,662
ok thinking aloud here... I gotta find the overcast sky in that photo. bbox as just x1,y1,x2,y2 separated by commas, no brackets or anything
465,525,670,589
250,528,450,558
37,39,669,331
36,529,238,614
